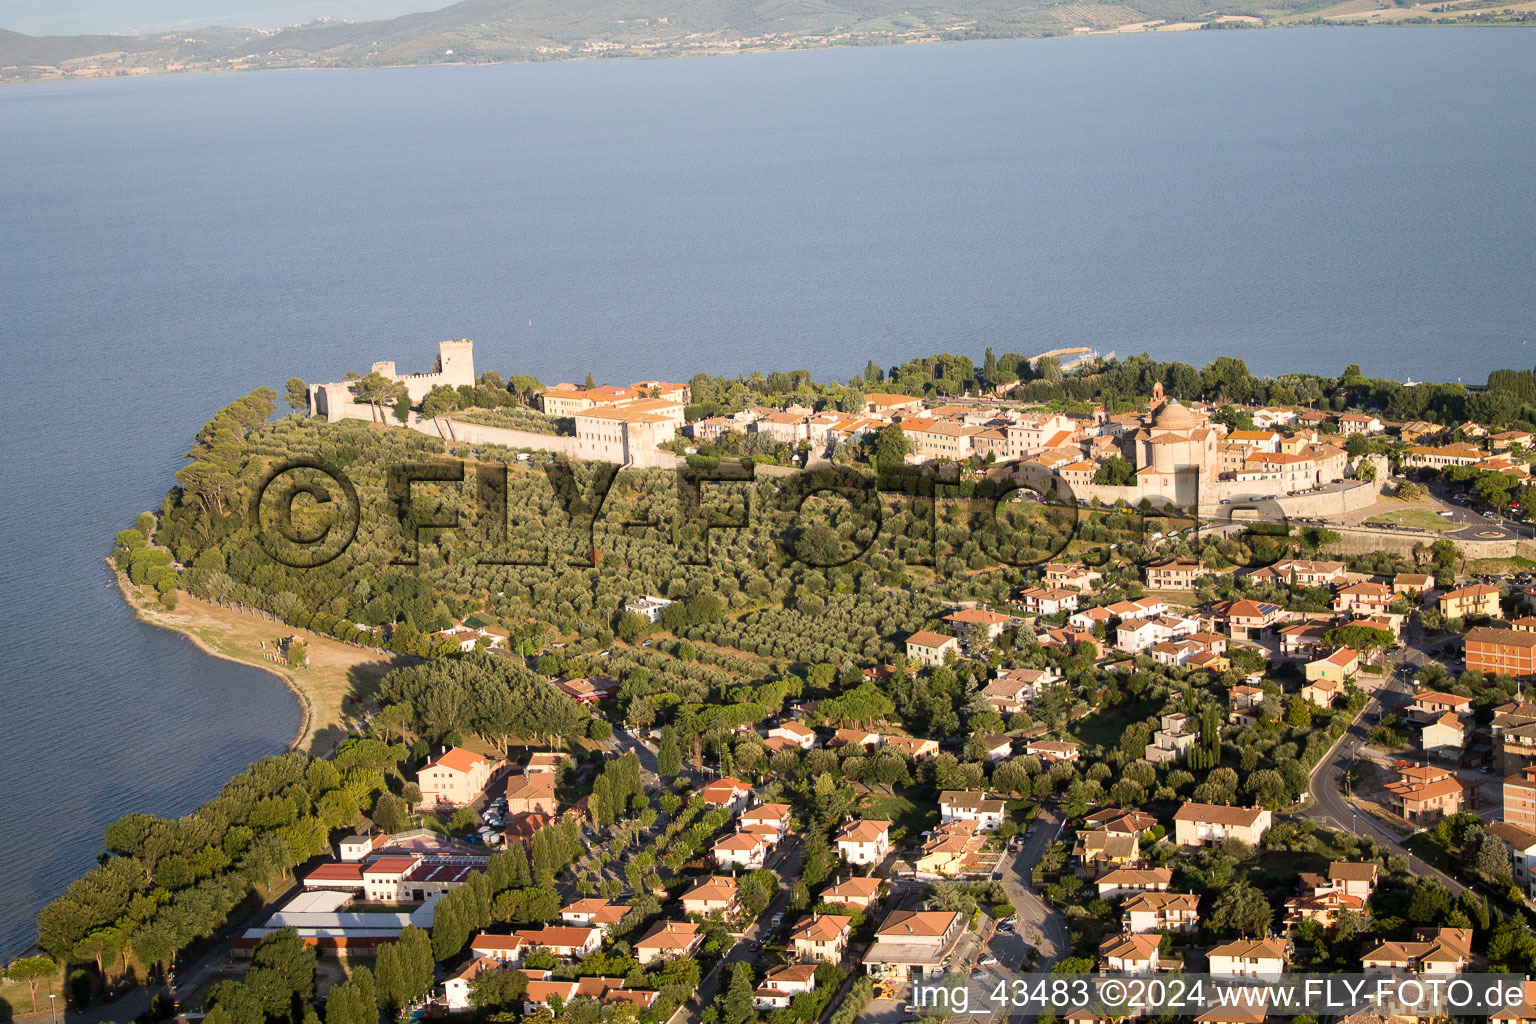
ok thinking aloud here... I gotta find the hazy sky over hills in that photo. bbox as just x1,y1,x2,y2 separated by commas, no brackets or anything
0,0,431,35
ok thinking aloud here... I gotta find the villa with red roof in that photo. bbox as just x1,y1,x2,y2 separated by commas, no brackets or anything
417,746,494,808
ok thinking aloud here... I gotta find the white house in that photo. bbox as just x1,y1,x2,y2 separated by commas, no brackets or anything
712,831,770,871
1207,938,1287,977
834,818,891,866
624,595,673,622
939,791,1006,832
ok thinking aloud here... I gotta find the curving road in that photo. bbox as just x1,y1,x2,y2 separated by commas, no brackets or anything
1303,647,1465,896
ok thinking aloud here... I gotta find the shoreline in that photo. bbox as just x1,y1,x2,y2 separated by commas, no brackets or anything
110,562,312,750
5,18,1533,88
109,563,401,754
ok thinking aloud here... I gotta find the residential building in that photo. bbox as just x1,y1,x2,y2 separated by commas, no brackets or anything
767,721,817,749
1099,933,1162,973
1172,802,1272,847
514,926,601,959
417,747,494,808
905,630,958,668
939,791,1007,832
700,777,752,815
1284,889,1366,935
790,914,852,962
1229,684,1265,723
1145,712,1197,764
740,803,792,840
506,775,558,816
524,752,570,775
444,957,506,1010
1217,599,1289,640
1277,620,1333,659
1334,582,1394,616
1306,647,1359,686
881,735,941,760
1338,413,1384,435
916,820,988,877
571,404,680,468
1145,557,1207,589
561,899,628,934
942,607,1018,644
1394,574,1434,598
976,733,1014,762
1207,938,1288,977
1249,559,1347,588
834,819,891,866
980,668,1053,715
1073,828,1141,873
1046,563,1104,593
633,921,702,965
1385,765,1464,823
863,392,924,415
753,964,819,1011
624,595,673,623
1402,443,1486,469
679,875,740,917
864,910,964,979
556,676,618,703
1300,678,1339,709
712,831,770,871
1488,821,1536,900
520,976,658,1013
1016,587,1081,617
1096,867,1173,898
1505,766,1536,832
1022,739,1079,763
1439,583,1502,620
1360,927,1472,974
822,876,884,909
1411,690,1475,719
1466,626,1536,678
829,728,881,753
1422,714,1466,762
1123,892,1200,934
1327,862,1380,900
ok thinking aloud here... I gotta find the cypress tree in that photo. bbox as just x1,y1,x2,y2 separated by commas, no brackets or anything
373,944,404,1012
657,726,681,779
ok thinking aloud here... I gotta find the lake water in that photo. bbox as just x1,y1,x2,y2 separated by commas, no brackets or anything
2,26,1535,960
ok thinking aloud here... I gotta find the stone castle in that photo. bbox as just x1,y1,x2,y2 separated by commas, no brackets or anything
308,339,476,422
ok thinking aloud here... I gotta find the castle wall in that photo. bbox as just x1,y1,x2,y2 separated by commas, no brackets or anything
308,339,477,420
418,417,582,457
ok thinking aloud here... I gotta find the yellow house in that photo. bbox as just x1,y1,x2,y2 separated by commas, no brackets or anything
1300,677,1339,708
1305,647,1358,686
1440,584,1502,620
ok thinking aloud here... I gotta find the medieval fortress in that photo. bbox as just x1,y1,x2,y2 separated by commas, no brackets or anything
308,339,478,421
299,342,1380,515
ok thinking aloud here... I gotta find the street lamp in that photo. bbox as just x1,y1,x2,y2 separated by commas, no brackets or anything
49,992,57,1024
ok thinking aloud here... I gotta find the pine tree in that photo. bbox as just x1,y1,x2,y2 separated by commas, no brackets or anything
719,963,755,1024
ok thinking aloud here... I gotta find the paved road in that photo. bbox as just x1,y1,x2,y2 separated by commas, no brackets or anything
685,836,804,1024
612,726,661,778
992,809,1070,968
1303,651,1466,896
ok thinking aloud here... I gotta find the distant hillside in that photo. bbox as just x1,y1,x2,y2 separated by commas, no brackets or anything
4,0,1530,83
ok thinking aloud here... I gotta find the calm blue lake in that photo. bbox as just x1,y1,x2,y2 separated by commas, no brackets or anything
2,26,1535,960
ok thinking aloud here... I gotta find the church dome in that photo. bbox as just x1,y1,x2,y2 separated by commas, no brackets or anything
1152,401,1202,431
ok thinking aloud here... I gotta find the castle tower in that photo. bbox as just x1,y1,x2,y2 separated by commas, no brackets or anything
438,339,475,389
